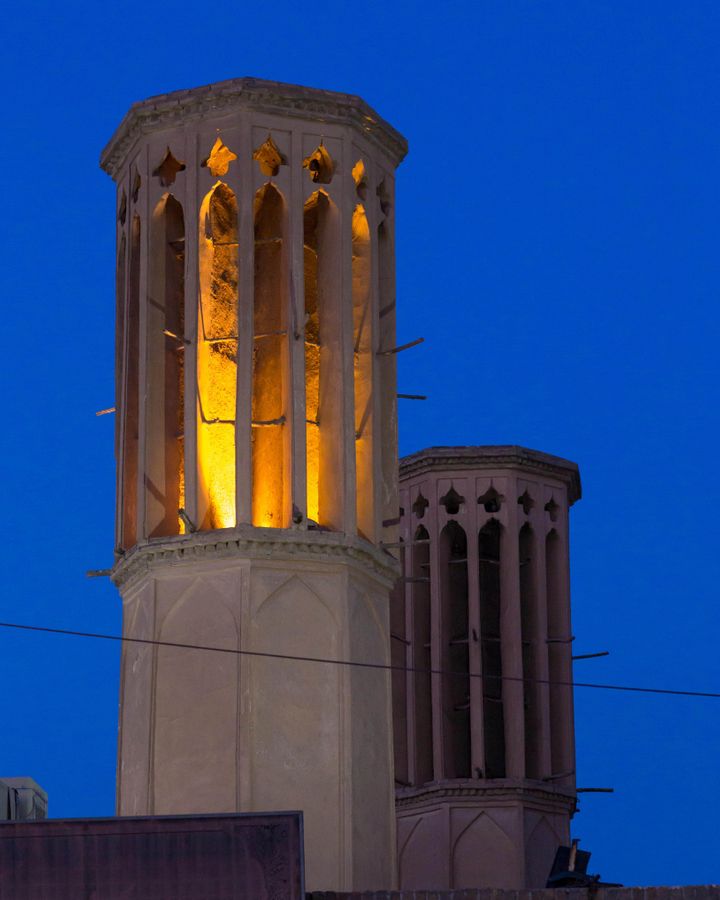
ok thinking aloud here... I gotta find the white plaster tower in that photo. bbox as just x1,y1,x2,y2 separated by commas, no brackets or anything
102,78,407,891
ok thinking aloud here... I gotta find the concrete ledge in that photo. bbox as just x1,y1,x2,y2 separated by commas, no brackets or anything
399,445,581,504
307,889,720,900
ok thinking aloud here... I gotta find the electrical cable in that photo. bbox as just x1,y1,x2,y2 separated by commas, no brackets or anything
0,620,718,699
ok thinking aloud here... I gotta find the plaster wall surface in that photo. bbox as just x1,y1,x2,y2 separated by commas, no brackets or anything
115,529,398,891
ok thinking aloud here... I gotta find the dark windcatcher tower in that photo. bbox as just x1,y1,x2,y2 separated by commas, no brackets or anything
391,446,581,890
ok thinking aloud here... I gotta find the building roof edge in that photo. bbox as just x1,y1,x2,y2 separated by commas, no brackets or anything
399,445,582,504
100,77,409,178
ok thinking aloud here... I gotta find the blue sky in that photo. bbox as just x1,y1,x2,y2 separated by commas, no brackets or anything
1,0,719,887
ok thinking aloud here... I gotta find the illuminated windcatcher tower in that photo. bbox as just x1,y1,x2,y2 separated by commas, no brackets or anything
101,78,407,891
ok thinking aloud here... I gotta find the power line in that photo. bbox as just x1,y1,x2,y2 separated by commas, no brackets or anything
1,619,719,699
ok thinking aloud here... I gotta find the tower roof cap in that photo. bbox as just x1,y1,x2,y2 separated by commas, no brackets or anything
100,77,409,179
400,445,582,504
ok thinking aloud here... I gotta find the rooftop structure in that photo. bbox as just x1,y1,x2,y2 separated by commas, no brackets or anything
392,446,580,889
103,77,406,891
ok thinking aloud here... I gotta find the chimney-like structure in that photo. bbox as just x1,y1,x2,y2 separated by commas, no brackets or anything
101,78,407,891
0,778,47,821
392,446,581,890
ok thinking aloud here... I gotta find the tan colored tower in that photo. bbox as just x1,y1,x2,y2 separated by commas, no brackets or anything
391,446,580,890
101,78,407,891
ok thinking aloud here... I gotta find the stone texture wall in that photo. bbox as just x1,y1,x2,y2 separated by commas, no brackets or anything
308,888,718,900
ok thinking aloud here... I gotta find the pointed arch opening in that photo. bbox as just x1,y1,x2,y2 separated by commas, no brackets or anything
304,189,341,528
197,182,239,530
253,183,288,528
478,519,505,778
352,203,374,540
412,524,433,784
440,520,470,779
519,522,541,778
147,194,185,538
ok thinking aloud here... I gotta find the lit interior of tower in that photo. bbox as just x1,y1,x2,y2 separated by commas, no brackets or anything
147,193,185,538
303,193,322,524
197,181,238,530
252,183,288,528
113,88,404,557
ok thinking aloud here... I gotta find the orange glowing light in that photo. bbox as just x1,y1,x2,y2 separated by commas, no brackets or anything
197,183,238,530
252,184,287,528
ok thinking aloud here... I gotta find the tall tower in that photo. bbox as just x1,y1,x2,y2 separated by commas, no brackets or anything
392,446,580,890
101,78,407,891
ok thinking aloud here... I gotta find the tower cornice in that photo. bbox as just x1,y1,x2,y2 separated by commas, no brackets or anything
100,77,409,179
112,525,401,593
395,779,577,814
399,444,581,504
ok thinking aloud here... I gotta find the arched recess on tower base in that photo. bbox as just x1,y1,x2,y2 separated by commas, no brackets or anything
348,587,394,883
250,574,340,890
117,581,154,816
452,810,517,889
398,811,448,889
525,813,563,889
152,580,239,814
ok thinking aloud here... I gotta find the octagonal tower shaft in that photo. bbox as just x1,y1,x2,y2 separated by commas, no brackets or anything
102,78,407,892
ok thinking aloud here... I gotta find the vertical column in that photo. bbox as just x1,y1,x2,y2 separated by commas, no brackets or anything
114,184,128,549
531,499,552,779
478,513,506,778
183,132,199,531
350,175,374,541
366,154,383,543
411,518,433,785
428,475,445,777
122,214,141,550
466,485,485,778
289,125,307,527
519,522,540,779
145,184,185,538
400,487,417,785
376,174,399,550
314,183,345,531
546,495,575,787
340,135,358,535
390,533,409,786
236,119,254,525
499,476,525,779
136,146,150,540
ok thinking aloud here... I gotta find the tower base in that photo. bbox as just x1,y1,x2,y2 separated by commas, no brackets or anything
396,781,575,889
113,527,398,891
